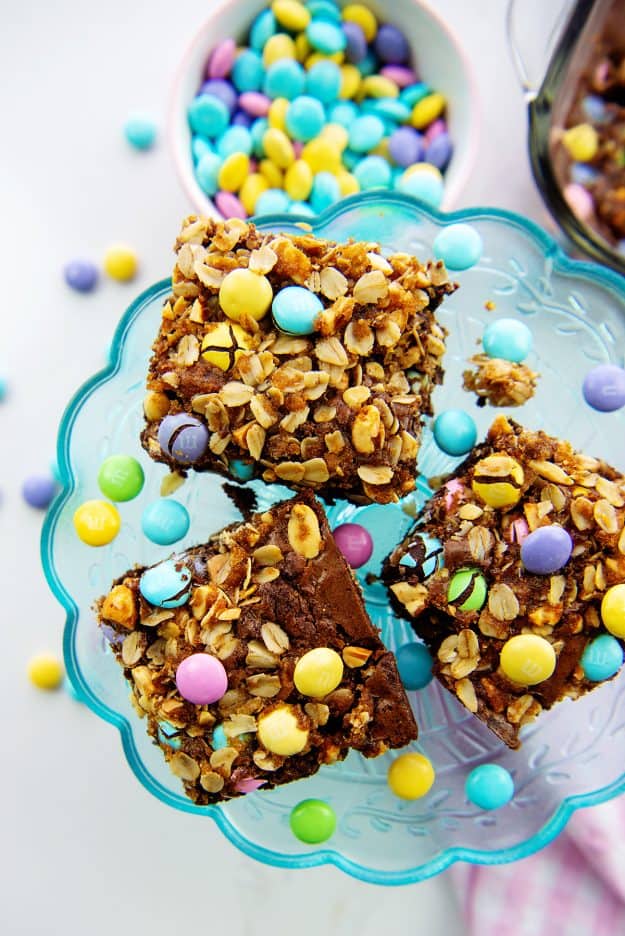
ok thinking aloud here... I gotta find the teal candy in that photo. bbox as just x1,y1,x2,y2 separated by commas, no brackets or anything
288,200,316,216
328,101,358,127
395,170,443,208
354,155,392,190
139,559,192,609
250,9,277,51
142,499,191,546
255,188,291,214
342,148,360,170
363,98,411,124
310,171,340,212
306,19,347,54
433,224,483,271
357,51,378,77
230,458,256,481
581,634,624,681
272,285,324,335
211,724,228,750
306,60,342,103
306,0,341,21
433,409,477,456
195,151,222,196
396,642,434,690
192,136,214,163
286,96,325,141
188,94,230,138
348,115,385,152
465,765,515,811
250,117,269,157
482,318,532,363
217,125,253,158
124,116,157,150
400,83,431,108
264,59,306,100
232,50,265,92
158,721,182,750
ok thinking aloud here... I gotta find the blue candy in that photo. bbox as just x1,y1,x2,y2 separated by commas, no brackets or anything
195,151,222,196
288,200,316,216
139,559,192,609
157,413,209,464
400,83,430,108
426,132,453,170
310,171,340,212
343,20,367,63
286,96,325,141
363,97,411,124
328,100,358,127
250,9,277,52
341,148,361,170
272,285,324,335
255,188,291,214
198,79,237,114
64,259,99,293
582,94,607,124
581,634,624,682
357,51,379,77
232,110,253,128
217,125,253,158
465,764,515,810
191,136,214,163
142,499,191,546
212,724,228,750
22,475,57,509
264,59,306,100
348,114,385,152
231,50,265,93
230,458,256,481
306,19,347,54
395,169,443,208
250,117,269,157
433,409,478,456
124,116,157,150
354,155,392,190
396,642,434,690
433,223,483,271
306,60,342,104
158,721,182,750
188,94,230,138
482,318,532,363
306,0,341,22
570,162,599,186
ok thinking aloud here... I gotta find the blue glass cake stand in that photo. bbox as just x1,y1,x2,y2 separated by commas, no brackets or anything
43,193,625,885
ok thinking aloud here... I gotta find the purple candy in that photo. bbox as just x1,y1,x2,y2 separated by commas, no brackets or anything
64,259,99,293
215,191,248,219
22,474,57,509
157,413,209,464
373,24,411,64
198,79,238,114
234,777,267,794
239,91,271,117
207,38,236,79
425,118,446,143
175,653,228,705
520,525,573,575
342,21,367,63
380,65,417,88
425,131,453,170
388,126,424,168
333,522,373,569
232,110,253,128
582,364,625,412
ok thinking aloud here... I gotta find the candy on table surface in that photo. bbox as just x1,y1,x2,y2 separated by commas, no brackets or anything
28,653,64,691
581,633,624,681
22,474,57,509
447,568,487,612
582,364,625,412
290,799,337,844
97,454,144,502
272,284,323,334
123,115,157,150
103,244,138,282
64,259,99,292
332,522,373,568
157,412,210,465
500,634,556,686
562,123,599,162
387,752,435,800
73,499,121,546
433,409,477,456
0,376,8,402
520,525,573,575
141,499,190,546
206,38,237,79
139,558,192,609
175,653,228,705
396,641,434,690
482,317,532,363
433,223,483,271
601,584,625,638
188,94,230,137
465,764,514,810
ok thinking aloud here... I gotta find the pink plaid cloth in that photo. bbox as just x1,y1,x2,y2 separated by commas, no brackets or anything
451,797,625,935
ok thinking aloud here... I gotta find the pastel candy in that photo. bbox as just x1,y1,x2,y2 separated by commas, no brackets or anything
175,652,228,704
465,764,514,810
582,364,625,412
447,568,487,612
500,634,556,685
482,318,532,363
433,409,477,456
258,704,309,755
157,413,209,464
396,642,434,690
433,223,483,271
272,285,323,334
581,634,624,681
207,38,237,79
140,559,192,609
290,799,337,843
520,525,573,574
142,499,190,546
293,647,344,697
332,522,373,568
601,584,625,637
387,752,435,800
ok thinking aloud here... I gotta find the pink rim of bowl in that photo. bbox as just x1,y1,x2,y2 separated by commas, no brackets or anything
168,0,481,218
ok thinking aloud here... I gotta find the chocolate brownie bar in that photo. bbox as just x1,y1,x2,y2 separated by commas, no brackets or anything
141,216,455,504
384,415,625,749
98,491,417,804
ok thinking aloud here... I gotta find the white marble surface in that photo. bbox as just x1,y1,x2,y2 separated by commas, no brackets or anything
0,1,554,932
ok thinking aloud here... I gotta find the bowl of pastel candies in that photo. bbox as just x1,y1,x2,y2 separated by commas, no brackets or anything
170,0,478,219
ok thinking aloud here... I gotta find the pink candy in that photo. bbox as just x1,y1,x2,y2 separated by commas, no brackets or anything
207,38,236,79
234,777,267,794
564,183,594,222
380,65,417,88
293,141,304,157
333,522,374,569
509,518,529,544
215,191,248,219
425,119,446,144
444,479,465,511
239,91,271,117
175,653,228,705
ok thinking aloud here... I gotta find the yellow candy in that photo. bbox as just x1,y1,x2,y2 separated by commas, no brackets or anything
500,634,556,685
272,0,311,32
293,647,344,698
263,33,297,66
285,159,314,201
28,653,64,691
320,122,349,151
403,161,443,181
74,499,121,546
411,92,447,130
219,268,273,322
259,159,284,189
218,152,250,192
239,173,269,215
339,64,361,100
336,169,360,196
601,584,625,637
360,75,399,99
370,137,390,160
295,32,311,63
103,244,138,282
306,51,344,69
201,321,253,371
471,454,524,509
387,752,435,800
562,123,599,162
258,704,309,755
302,137,342,174
263,128,295,169
268,97,289,131
342,3,377,42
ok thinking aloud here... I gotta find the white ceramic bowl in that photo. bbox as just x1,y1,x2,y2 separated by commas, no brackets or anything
169,0,480,217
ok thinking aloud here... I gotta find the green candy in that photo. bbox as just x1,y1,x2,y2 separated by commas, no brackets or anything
447,568,488,612
289,798,337,844
98,454,145,502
